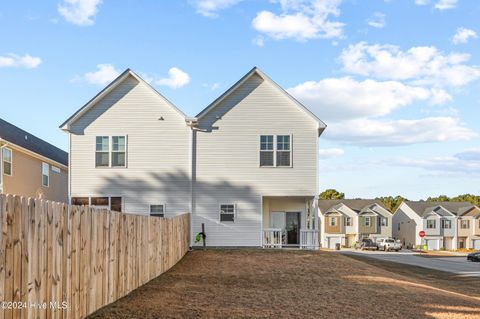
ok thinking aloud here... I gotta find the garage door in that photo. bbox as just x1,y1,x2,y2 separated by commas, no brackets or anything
426,239,440,251
328,237,342,249
474,240,480,251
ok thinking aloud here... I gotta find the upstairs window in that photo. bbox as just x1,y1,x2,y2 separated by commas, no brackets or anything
460,219,470,229
112,136,126,167
276,135,291,167
366,217,372,227
220,204,235,222
344,217,352,226
96,136,127,167
2,148,12,176
96,136,109,167
260,135,274,167
42,163,49,187
330,217,337,227
441,219,451,229
381,217,388,227
426,219,436,229
150,205,165,217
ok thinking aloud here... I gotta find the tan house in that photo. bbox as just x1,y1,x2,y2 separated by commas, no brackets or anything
0,118,68,202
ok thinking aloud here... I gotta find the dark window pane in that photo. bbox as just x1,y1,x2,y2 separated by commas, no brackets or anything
260,151,274,166
72,197,89,205
150,204,164,217
42,175,49,187
3,162,11,175
260,135,273,150
112,152,125,167
276,151,290,166
96,136,109,151
112,136,125,151
91,197,109,206
111,197,122,212
220,214,234,222
96,152,109,167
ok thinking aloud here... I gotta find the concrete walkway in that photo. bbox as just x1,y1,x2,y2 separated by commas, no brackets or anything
341,250,480,278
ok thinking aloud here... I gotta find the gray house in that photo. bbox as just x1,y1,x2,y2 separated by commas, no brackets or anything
61,67,326,248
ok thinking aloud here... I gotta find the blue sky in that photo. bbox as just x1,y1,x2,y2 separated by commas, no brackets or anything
1,0,479,199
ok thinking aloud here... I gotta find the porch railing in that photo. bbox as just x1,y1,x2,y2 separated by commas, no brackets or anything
300,230,320,250
262,228,283,248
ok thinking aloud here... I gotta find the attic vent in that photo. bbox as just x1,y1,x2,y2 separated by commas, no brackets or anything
158,117,164,121
25,135,28,140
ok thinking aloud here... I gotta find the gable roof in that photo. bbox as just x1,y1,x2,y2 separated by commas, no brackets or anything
60,69,186,131
403,200,475,217
318,199,389,214
0,118,68,166
195,67,327,136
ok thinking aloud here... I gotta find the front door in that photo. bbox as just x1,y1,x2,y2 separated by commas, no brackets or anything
285,212,300,245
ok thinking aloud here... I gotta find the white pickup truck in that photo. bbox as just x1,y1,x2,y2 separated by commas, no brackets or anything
377,238,402,252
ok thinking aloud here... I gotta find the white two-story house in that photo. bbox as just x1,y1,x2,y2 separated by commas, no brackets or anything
393,200,479,250
60,67,326,248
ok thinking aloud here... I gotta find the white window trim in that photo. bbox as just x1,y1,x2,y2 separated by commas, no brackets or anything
344,217,351,226
275,134,293,168
150,204,166,217
52,166,61,173
2,147,13,176
259,135,274,167
42,162,49,187
330,216,337,227
426,219,436,229
95,135,128,168
365,216,371,227
219,203,236,222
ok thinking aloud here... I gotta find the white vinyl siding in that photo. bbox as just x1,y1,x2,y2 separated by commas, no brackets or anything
42,162,49,187
195,73,318,246
69,74,190,216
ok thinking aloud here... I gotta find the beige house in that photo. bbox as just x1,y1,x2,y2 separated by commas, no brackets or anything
0,118,68,203
319,199,393,249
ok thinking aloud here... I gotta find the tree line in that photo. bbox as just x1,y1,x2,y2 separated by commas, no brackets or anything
319,189,480,212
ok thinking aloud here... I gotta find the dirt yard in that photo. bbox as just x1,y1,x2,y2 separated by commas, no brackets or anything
87,250,480,319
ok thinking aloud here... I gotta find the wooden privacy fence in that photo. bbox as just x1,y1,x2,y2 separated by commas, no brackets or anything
0,194,190,319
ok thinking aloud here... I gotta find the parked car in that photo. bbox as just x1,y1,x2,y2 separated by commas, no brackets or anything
359,238,378,251
467,251,480,262
377,238,402,252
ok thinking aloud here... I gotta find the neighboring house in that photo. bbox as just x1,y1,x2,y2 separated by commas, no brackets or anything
60,67,326,248
318,199,392,249
393,200,480,250
0,118,68,202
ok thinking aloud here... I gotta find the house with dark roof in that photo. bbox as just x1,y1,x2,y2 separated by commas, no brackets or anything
318,199,392,249
0,118,68,202
393,200,480,250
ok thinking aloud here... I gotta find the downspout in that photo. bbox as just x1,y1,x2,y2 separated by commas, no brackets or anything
0,138,4,193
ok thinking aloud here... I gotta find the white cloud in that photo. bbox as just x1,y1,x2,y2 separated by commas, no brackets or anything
252,0,344,41
210,82,220,90
414,0,430,5
288,77,451,121
58,0,102,26
253,36,265,47
366,12,386,29
435,0,458,10
0,53,42,69
81,64,120,85
319,148,345,159
339,42,480,87
452,27,477,45
325,117,477,146
156,67,191,89
189,0,242,17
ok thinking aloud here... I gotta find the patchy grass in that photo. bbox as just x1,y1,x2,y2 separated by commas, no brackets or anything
88,250,480,319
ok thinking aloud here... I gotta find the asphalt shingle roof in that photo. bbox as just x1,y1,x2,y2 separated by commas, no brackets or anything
318,199,389,214
0,118,68,166
404,200,474,217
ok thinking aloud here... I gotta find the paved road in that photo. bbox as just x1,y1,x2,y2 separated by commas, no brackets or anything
341,250,480,277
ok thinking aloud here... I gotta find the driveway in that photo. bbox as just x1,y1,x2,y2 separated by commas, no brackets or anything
342,250,480,277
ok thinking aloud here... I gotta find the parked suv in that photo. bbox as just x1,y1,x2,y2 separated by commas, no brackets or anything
357,238,378,251
377,238,402,252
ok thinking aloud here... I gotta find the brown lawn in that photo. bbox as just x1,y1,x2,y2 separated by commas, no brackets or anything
87,250,480,319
